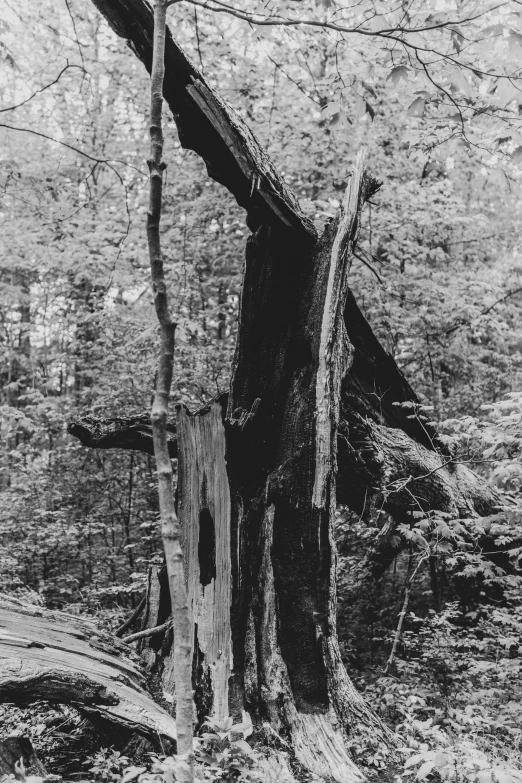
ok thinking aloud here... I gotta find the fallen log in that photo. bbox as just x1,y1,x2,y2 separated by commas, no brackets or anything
0,597,176,744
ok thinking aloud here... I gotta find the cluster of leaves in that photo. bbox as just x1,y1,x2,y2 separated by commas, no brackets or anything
86,716,261,783
349,599,522,781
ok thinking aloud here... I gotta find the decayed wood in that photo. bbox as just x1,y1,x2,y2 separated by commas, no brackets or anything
176,401,233,723
252,506,371,782
337,416,501,519
0,597,177,742
138,565,172,685
0,737,47,779
68,415,177,458
146,0,193,774
89,0,316,241
221,155,391,780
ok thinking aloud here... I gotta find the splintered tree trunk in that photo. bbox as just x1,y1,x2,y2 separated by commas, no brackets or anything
161,154,391,782
224,154,391,779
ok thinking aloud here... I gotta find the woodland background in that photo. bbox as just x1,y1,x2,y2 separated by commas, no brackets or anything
2,1,522,781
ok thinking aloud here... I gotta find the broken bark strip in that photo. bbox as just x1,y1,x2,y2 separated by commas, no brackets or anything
0,598,177,742
146,0,193,773
176,401,233,723
313,148,366,509
90,0,316,240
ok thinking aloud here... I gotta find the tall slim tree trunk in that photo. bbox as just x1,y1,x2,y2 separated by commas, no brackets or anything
147,1,193,777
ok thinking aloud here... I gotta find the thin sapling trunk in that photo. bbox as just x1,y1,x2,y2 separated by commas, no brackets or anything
384,550,428,676
147,0,194,777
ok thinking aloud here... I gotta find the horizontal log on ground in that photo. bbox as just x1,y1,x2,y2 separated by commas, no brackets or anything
0,597,177,743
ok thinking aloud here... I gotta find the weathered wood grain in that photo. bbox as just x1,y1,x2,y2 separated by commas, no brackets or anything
0,598,176,742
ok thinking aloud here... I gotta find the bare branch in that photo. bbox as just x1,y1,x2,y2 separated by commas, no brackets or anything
184,0,518,81
115,595,147,637
0,122,143,173
123,618,172,643
0,63,86,114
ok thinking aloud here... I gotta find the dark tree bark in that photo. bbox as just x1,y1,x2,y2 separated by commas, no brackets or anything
72,2,504,779
0,737,47,779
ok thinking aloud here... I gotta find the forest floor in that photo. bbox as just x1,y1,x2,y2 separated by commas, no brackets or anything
1,595,522,783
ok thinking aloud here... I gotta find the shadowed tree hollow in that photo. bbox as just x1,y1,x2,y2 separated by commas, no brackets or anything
69,1,504,780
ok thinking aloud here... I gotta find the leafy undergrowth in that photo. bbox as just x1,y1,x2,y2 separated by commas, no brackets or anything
0,702,149,782
3,595,522,783
349,595,522,783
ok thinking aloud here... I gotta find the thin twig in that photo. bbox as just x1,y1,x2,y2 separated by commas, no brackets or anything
115,595,146,637
383,551,428,675
123,618,172,643
353,250,384,284
185,0,517,81
0,122,143,172
0,63,85,114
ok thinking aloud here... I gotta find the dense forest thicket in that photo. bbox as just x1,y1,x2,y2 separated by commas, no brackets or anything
2,1,522,781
